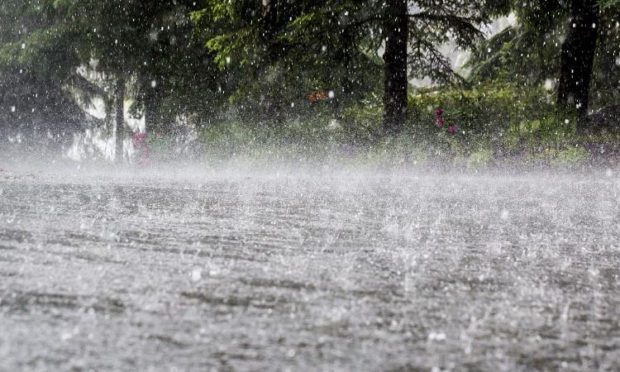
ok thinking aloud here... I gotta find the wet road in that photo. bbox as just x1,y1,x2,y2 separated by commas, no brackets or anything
0,168,619,371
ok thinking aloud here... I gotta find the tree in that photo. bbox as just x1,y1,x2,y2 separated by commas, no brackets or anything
470,0,619,130
114,78,126,162
191,1,382,125
192,0,489,136
557,0,599,125
383,0,408,134
1,0,221,160
0,0,89,146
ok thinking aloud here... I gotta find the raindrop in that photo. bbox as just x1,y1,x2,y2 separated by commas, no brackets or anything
21,43,25,49
544,79,554,90
328,90,335,99
500,209,510,220
190,268,202,282
151,80,157,88
428,331,446,341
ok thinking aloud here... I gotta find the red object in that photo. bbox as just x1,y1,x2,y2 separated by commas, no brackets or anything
309,91,328,103
436,117,445,127
434,108,443,117
448,124,458,134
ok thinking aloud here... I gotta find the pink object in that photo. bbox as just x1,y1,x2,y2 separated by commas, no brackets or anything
434,108,443,117
448,124,458,133
132,132,151,164
132,132,147,148
436,117,445,127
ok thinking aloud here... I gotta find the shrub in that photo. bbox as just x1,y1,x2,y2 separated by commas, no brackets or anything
551,145,590,167
409,82,555,138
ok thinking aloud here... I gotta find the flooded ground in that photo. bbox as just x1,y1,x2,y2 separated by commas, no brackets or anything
0,165,618,371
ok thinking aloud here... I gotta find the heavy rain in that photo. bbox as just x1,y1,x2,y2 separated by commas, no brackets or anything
1,0,619,371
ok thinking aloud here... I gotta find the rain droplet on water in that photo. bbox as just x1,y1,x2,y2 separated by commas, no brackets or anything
428,331,446,341
500,209,510,220
190,268,202,282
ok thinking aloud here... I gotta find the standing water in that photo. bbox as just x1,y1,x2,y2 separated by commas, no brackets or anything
0,164,618,371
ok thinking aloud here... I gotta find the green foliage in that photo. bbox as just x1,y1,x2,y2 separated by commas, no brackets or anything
408,82,556,141
599,0,620,8
550,146,590,167
0,0,615,167
191,0,383,118
341,96,384,142
468,26,560,85
469,0,620,113
467,148,494,168
191,0,493,133
194,79,590,167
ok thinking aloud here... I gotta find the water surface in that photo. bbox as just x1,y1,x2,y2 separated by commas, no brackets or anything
0,166,618,371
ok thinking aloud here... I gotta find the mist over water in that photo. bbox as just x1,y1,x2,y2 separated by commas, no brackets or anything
1,151,619,371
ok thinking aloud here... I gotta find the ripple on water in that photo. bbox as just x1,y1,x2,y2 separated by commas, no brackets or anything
0,171,618,370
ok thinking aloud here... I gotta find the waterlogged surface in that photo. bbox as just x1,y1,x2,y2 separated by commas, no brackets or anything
0,167,619,371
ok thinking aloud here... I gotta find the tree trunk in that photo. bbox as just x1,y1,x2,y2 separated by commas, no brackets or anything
104,95,113,136
383,0,408,135
557,0,599,130
114,78,125,163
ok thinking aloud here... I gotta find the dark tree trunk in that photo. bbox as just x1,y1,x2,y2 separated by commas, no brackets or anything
383,0,408,135
114,78,125,163
557,0,599,130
